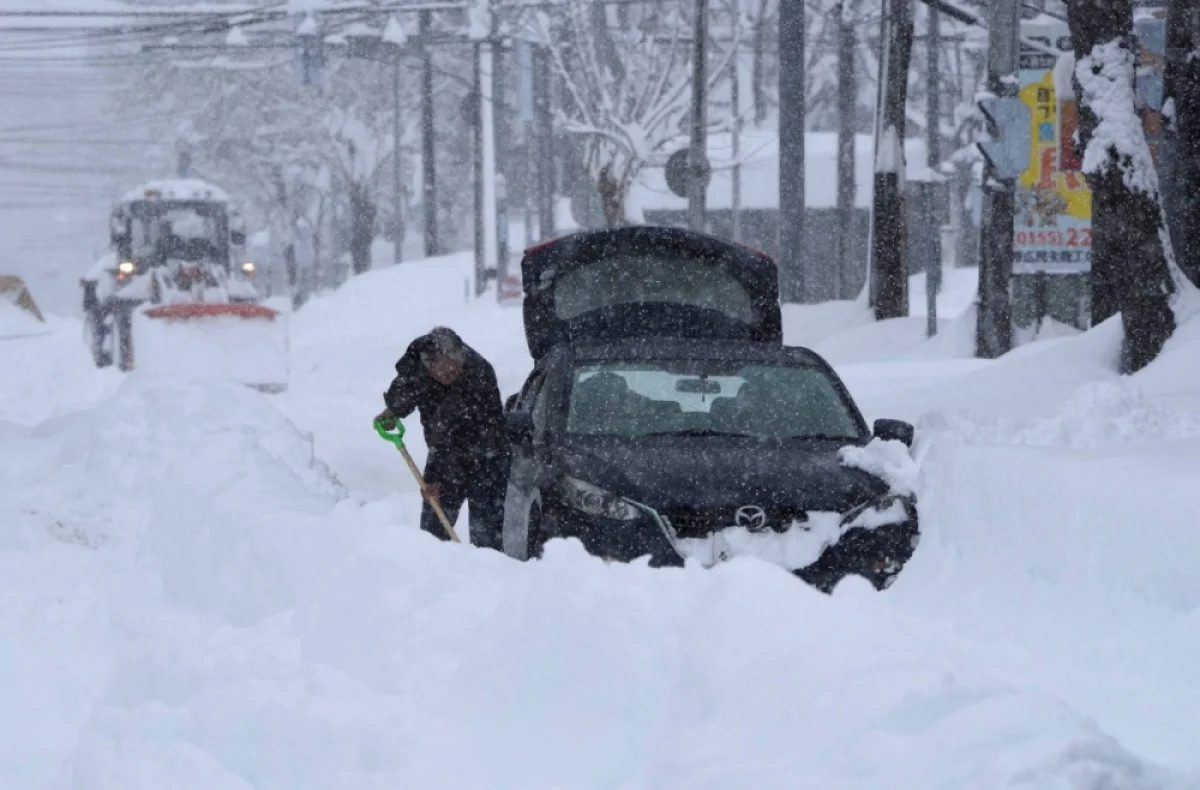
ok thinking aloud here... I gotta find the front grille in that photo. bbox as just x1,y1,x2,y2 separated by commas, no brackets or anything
660,506,808,538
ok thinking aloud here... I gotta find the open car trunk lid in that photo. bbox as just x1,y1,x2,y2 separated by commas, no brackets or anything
520,226,783,361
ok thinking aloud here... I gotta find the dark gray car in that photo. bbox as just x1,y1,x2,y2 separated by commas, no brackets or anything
502,226,918,592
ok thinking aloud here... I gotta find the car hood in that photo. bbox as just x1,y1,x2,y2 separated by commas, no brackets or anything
559,437,889,514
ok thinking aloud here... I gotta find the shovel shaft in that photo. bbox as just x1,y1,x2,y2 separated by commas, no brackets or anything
397,444,461,543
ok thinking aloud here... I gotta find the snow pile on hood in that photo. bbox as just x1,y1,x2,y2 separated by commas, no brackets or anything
839,438,919,495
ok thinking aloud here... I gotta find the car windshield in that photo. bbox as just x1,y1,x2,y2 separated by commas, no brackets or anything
565,360,862,440
553,253,755,324
130,201,226,261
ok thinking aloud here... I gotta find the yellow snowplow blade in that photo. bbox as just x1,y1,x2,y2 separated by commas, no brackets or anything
0,276,45,322
0,275,51,340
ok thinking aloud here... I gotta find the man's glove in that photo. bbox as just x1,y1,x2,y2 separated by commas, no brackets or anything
375,407,397,431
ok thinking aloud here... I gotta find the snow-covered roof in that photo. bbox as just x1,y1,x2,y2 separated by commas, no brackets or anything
382,16,408,46
630,131,930,214
342,21,379,39
225,26,250,47
119,179,231,205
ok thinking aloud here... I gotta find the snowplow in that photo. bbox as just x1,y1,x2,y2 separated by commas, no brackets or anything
81,179,288,393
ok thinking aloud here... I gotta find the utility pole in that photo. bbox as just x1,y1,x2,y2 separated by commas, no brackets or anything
687,0,709,231
393,55,404,265
177,142,192,178
868,0,913,320
778,0,806,302
731,26,742,243
420,10,439,258
975,0,1020,358
469,0,498,295
925,1,941,336
533,43,556,241
386,15,406,266
480,41,498,292
493,41,509,278
835,0,855,301
472,42,485,291
517,39,536,246
1164,0,1200,287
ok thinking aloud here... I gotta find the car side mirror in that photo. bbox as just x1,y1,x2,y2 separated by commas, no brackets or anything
873,418,914,447
506,412,534,445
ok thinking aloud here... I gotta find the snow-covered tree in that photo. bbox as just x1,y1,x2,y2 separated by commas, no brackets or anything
1162,0,1200,288
527,0,740,226
1065,0,1199,372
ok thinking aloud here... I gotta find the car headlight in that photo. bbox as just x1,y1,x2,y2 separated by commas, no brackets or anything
840,494,909,530
117,260,136,276
241,261,256,274
560,477,640,521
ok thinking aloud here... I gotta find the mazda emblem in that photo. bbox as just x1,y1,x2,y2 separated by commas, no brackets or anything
735,505,768,532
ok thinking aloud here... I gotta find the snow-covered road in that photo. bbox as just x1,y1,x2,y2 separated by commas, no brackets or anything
2,257,1198,789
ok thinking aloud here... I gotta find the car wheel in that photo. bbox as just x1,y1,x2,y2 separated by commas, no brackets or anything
796,523,918,593
838,524,918,591
526,503,547,560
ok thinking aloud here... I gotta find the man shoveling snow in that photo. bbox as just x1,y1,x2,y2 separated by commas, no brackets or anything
376,327,510,550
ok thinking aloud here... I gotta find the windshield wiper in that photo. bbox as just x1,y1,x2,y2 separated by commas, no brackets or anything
640,429,758,438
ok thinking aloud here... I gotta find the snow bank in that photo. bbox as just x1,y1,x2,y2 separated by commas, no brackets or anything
5,236,1200,789
782,267,979,366
901,430,1200,767
844,316,1125,425
884,313,1200,767
2,315,1191,788
0,376,345,788
0,299,49,340
0,314,121,426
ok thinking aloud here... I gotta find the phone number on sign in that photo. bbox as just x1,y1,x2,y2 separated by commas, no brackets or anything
1015,228,1092,247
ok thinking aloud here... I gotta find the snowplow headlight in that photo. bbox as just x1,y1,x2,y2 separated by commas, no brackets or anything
561,477,640,521
117,260,136,276
241,261,256,274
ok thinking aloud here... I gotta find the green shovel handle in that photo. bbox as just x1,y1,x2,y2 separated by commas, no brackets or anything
373,418,407,448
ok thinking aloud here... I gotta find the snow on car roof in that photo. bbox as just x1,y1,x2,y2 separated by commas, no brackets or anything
120,179,231,204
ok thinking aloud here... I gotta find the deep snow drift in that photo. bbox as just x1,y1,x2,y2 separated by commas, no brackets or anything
2,256,1200,789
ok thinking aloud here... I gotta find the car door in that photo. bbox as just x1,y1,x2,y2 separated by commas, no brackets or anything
502,367,548,559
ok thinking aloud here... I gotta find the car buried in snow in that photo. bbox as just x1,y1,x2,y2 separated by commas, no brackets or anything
501,225,920,592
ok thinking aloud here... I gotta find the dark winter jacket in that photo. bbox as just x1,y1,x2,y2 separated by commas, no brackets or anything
383,330,508,486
